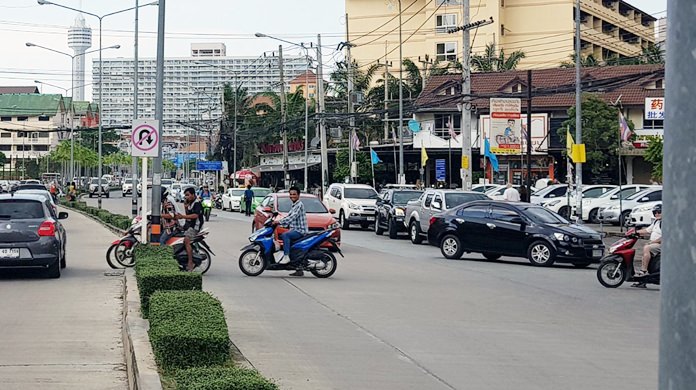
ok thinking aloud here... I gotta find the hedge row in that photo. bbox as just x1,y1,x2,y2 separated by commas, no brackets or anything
133,245,202,317
62,200,132,230
174,367,278,390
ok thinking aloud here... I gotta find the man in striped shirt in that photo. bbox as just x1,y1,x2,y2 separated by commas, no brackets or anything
273,186,308,276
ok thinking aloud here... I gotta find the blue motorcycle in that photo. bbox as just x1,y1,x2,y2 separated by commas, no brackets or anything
238,212,342,278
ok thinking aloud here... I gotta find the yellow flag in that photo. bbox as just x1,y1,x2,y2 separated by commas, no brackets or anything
421,146,428,167
566,129,575,162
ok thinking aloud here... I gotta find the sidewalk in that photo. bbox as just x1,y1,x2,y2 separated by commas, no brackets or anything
0,209,127,390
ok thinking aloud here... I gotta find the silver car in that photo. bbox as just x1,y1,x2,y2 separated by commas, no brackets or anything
0,194,68,278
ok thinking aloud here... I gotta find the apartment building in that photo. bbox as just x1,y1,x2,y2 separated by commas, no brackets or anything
288,70,318,100
92,44,308,136
346,0,656,70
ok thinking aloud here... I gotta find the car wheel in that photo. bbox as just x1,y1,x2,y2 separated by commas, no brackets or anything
89,193,93,198
360,222,370,230
409,220,423,244
558,206,570,219
339,211,350,230
46,259,61,278
620,210,631,227
60,247,67,269
388,218,398,239
482,252,501,261
122,192,127,197
588,208,600,223
106,192,110,198
527,240,556,266
374,215,384,235
440,234,464,259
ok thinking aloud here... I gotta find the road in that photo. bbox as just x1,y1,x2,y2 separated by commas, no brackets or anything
0,207,127,390
87,192,659,390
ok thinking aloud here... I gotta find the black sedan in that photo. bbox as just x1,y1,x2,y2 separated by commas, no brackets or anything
0,193,68,278
374,189,423,239
427,201,605,267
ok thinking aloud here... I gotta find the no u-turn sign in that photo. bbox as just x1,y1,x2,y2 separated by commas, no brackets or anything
131,119,160,157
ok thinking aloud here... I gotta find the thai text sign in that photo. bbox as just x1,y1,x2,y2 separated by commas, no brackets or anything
489,98,522,155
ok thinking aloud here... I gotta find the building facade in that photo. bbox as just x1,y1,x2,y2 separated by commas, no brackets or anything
288,70,318,100
92,44,308,136
346,0,656,71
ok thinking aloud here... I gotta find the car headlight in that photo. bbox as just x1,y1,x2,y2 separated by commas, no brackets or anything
329,222,341,230
634,205,652,213
348,203,360,210
553,232,571,242
394,207,405,216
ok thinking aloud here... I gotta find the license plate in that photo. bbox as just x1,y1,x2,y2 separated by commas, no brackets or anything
0,248,20,259
366,217,375,221
592,249,603,258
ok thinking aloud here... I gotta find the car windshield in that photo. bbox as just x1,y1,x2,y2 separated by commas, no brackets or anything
345,188,378,199
0,199,44,219
445,193,488,208
252,188,271,197
230,189,245,196
523,206,570,224
277,197,328,213
626,190,652,201
124,179,133,184
392,191,422,204
90,178,100,184
162,179,173,185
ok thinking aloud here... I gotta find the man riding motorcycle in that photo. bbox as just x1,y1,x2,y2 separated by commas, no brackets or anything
198,185,213,200
174,187,203,271
272,186,308,277
636,204,662,278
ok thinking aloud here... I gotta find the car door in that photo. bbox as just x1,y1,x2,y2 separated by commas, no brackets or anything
487,205,527,256
453,204,491,252
420,192,435,231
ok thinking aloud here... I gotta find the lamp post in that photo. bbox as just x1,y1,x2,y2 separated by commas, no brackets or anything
37,0,157,209
26,42,120,185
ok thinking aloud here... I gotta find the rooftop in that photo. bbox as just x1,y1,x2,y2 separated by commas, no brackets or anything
0,94,65,117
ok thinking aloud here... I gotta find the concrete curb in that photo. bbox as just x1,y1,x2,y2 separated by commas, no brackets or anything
59,204,127,236
123,269,163,390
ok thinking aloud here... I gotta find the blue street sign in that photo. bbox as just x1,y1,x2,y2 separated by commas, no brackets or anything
196,161,223,171
436,159,446,182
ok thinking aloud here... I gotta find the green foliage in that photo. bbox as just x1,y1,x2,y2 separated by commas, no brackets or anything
148,291,229,370
332,149,373,184
0,151,6,165
644,136,663,182
471,43,526,72
174,367,278,390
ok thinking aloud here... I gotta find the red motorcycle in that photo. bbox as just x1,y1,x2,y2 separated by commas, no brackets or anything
105,216,143,269
596,228,660,288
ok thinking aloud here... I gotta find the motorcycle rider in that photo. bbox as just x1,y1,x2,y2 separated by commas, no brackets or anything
198,185,213,200
159,188,179,245
272,186,308,277
636,204,662,277
174,187,203,271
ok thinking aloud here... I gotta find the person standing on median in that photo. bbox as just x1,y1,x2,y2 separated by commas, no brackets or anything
503,183,521,202
243,185,254,217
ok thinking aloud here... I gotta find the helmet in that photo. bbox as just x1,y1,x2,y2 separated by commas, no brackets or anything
652,204,662,215
161,187,170,201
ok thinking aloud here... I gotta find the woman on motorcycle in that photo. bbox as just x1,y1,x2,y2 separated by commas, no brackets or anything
636,204,662,277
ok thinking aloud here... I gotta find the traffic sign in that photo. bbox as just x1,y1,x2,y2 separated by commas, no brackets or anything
196,161,223,171
131,120,160,157
436,159,446,181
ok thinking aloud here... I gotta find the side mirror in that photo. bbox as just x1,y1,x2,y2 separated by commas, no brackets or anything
58,212,69,219
510,216,524,225
432,201,442,210
329,208,336,214
549,194,556,198
610,195,618,200
641,197,649,202
336,193,342,199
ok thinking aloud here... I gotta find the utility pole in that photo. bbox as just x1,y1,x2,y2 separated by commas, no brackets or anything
131,0,139,217
574,0,583,219
278,45,289,189
232,74,238,186
150,0,165,244
345,15,356,184
377,58,391,142
397,0,405,184
460,0,472,190
526,70,532,193
418,55,433,91
317,34,328,196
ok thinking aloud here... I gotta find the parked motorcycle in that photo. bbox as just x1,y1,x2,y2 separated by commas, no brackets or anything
238,212,342,278
105,216,142,269
213,193,223,210
597,228,660,288
163,229,214,274
201,198,213,221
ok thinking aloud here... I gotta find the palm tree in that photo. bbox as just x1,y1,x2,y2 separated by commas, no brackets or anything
560,53,600,68
328,60,380,100
471,43,526,72
641,43,664,64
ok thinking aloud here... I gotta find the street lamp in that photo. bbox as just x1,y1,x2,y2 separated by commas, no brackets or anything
26,42,120,186
37,0,157,209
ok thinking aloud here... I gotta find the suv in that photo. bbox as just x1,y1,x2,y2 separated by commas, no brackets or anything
324,183,379,229
0,193,68,278
122,178,135,197
374,189,423,239
88,178,110,198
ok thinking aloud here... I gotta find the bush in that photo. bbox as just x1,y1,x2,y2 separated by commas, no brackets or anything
174,367,278,390
148,291,230,370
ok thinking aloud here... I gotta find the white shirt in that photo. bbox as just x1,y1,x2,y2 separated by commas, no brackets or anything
646,219,662,242
503,187,521,202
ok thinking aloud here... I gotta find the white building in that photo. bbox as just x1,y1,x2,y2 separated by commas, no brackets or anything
68,14,92,101
191,43,226,57
92,44,308,136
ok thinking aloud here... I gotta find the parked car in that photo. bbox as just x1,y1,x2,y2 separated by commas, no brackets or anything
374,189,423,239
324,183,379,230
405,189,489,244
0,180,10,192
161,178,174,190
428,200,605,267
122,178,135,197
529,184,568,205
88,177,110,198
101,174,114,186
0,193,69,278
629,201,661,228
13,188,59,215
240,187,272,214
252,192,341,249
222,187,245,212
542,185,616,218
486,184,538,201
579,185,651,223
15,183,49,191
598,187,662,226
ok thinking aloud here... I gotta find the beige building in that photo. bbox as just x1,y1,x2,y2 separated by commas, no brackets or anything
288,70,318,100
346,0,656,71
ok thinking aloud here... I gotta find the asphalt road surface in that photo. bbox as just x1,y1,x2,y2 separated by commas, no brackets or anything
86,193,659,390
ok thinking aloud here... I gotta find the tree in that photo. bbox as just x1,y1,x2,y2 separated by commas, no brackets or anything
0,151,6,166
329,60,380,100
471,43,526,72
332,149,373,184
560,54,600,68
163,159,176,174
644,136,663,182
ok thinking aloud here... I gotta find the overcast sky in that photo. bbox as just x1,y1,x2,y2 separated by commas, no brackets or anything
0,0,667,100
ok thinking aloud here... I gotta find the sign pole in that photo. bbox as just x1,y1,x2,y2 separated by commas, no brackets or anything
141,157,148,243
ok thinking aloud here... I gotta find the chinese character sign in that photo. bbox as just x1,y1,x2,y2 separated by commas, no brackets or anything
645,98,665,120
489,98,522,155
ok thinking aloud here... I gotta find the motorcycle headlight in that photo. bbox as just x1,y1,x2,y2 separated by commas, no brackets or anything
348,203,360,210
394,207,405,216
553,232,570,242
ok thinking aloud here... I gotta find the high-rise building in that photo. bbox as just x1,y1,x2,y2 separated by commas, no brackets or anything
346,0,657,70
67,14,92,101
191,43,227,57
92,44,307,136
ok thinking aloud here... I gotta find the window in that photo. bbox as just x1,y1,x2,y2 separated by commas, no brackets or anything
0,145,10,151
644,119,663,129
436,0,461,4
15,145,30,151
434,114,461,139
436,42,457,61
547,186,568,198
432,195,443,209
645,190,662,202
491,206,520,222
33,145,48,152
0,131,10,138
38,115,50,121
17,116,28,121
655,79,663,89
0,200,45,219
445,192,488,208
424,194,434,208
0,116,10,121
277,197,328,213
457,204,488,218
38,132,49,138
436,14,457,33
583,187,610,198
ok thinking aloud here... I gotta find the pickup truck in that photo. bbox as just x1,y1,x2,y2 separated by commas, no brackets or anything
404,189,488,244
88,178,110,198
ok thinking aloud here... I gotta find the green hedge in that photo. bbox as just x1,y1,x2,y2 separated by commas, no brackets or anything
174,367,278,390
134,246,202,316
62,201,133,230
149,291,230,370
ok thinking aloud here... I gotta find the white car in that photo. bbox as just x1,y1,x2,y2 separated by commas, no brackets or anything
579,185,651,223
88,178,110,198
629,201,661,228
542,185,616,218
598,187,662,226
0,180,9,192
222,188,245,212
323,183,379,229
485,184,537,200
161,178,174,189
122,178,135,197
529,184,569,205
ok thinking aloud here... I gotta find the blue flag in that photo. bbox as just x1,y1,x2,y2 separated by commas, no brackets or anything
370,149,382,165
484,138,499,172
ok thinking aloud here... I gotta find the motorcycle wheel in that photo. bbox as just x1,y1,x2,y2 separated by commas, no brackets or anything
105,243,121,269
597,258,626,288
115,242,136,268
205,209,211,221
310,251,337,278
239,247,266,277
193,246,212,274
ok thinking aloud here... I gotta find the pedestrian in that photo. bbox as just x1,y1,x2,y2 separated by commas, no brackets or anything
243,184,254,217
503,183,521,202
519,185,529,203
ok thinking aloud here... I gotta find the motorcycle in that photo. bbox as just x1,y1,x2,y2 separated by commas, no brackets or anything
597,227,660,288
238,212,342,278
213,193,223,210
106,215,142,269
163,229,214,274
201,198,213,221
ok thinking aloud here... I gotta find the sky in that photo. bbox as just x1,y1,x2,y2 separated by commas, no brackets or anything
0,0,667,101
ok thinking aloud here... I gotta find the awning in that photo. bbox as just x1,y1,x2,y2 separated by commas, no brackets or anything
250,162,320,173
